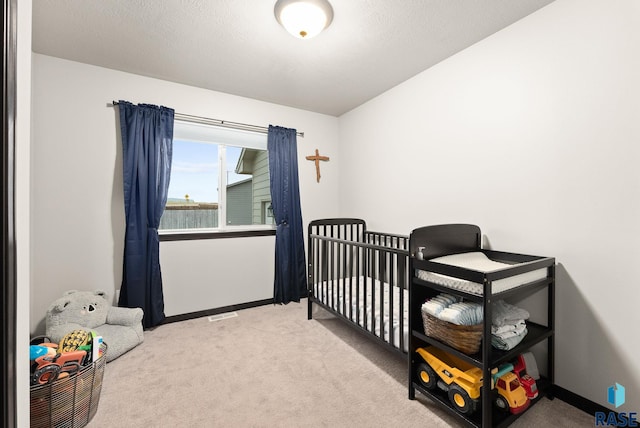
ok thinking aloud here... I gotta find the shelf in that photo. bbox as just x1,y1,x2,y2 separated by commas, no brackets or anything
407,237,555,428
411,377,553,428
491,322,553,367
412,329,480,367
483,278,553,301
412,277,485,302
412,276,553,303
412,382,478,427
412,321,552,367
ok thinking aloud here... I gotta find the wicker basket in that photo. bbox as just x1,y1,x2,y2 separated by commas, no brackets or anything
421,308,482,354
30,343,107,428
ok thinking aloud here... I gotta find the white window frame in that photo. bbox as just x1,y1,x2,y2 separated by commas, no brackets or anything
159,120,275,236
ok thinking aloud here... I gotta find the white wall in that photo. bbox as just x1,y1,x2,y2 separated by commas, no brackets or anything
161,236,275,316
30,54,340,331
339,0,639,411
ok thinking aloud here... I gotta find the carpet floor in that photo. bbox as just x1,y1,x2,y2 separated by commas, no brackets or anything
88,302,594,427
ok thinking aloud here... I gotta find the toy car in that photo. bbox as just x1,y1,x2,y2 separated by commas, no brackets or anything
512,354,538,399
415,346,530,415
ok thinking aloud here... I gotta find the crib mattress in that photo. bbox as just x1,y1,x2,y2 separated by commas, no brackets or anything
313,277,409,351
416,252,547,296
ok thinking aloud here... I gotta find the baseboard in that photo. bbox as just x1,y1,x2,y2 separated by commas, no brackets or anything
161,298,274,325
553,384,613,417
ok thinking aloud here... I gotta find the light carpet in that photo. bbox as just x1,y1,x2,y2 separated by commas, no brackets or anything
88,302,594,427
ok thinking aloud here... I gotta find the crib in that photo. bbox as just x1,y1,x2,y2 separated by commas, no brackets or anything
307,218,410,353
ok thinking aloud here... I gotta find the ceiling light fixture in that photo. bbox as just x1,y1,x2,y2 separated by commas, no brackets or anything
274,0,334,40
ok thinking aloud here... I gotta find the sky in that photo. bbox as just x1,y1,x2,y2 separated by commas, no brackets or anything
167,140,247,203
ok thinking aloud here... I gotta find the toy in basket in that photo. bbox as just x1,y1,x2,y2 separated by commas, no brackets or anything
30,330,107,428
421,294,483,355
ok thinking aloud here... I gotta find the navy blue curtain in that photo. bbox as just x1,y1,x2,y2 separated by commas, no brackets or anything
268,125,307,304
118,101,174,328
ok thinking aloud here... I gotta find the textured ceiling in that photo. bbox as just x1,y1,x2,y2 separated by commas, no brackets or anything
32,0,555,116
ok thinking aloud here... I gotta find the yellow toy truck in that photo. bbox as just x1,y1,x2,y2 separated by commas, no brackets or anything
415,346,530,415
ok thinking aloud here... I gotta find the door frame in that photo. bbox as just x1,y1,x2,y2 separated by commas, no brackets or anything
2,0,18,426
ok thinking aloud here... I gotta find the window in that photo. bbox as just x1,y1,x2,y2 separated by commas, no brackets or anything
159,121,273,233
262,201,275,225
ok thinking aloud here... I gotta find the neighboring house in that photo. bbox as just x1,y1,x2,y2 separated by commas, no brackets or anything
158,148,271,229
235,148,273,225
226,178,252,225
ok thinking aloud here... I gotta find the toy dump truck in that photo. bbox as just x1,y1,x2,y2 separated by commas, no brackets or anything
415,346,530,415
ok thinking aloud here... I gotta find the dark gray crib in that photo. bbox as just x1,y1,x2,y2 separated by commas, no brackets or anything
307,218,410,354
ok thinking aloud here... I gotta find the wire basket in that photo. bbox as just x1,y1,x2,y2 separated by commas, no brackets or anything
30,342,107,428
421,308,482,354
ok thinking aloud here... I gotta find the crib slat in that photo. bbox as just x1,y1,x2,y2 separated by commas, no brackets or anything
389,251,395,347
375,248,381,340
307,219,409,354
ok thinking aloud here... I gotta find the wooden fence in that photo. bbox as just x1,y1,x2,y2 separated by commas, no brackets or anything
159,207,218,230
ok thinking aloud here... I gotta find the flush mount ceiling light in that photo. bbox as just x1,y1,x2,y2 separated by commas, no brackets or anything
274,0,334,39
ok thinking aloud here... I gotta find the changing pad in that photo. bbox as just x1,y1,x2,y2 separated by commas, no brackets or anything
416,252,547,296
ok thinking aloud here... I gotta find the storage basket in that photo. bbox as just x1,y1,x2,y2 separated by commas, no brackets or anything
30,342,107,428
421,308,482,354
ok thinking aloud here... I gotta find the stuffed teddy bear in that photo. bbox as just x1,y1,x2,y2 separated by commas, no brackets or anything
46,290,144,362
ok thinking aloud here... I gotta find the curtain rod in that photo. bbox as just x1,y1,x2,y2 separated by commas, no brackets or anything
108,101,304,138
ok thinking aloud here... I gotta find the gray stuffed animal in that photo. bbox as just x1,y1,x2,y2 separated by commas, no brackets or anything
46,290,144,362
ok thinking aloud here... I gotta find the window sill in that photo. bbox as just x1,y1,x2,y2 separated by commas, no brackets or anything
159,227,276,241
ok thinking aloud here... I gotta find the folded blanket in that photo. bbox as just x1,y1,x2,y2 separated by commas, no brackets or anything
491,320,526,336
491,328,528,350
492,300,530,327
492,325,527,340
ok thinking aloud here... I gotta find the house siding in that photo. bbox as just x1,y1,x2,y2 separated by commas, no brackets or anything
227,179,253,225
252,151,271,224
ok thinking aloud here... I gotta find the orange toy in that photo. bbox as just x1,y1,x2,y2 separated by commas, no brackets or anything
31,350,86,385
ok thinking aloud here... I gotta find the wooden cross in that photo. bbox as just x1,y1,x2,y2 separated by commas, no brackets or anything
306,149,330,183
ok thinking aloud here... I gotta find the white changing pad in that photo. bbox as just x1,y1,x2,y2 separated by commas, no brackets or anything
416,252,547,296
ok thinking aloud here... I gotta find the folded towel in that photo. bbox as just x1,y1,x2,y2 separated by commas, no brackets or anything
491,320,527,336
492,300,530,327
491,328,528,350
492,325,527,340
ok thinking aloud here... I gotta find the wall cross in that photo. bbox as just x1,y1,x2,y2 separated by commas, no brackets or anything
306,149,330,183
